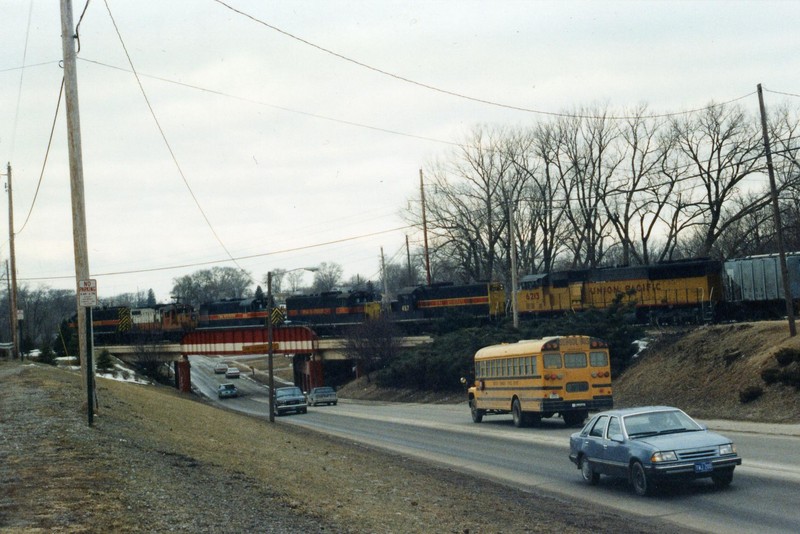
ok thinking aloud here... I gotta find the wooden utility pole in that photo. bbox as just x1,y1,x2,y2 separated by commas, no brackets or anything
380,247,390,307
5,163,19,358
508,199,519,329
60,0,96,424
757,83,796,337
420,169,431,285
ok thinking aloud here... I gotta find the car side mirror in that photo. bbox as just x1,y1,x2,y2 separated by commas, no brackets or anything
610,433,625,443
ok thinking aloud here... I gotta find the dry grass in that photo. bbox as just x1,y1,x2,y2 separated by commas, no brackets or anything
1,361,678,533
614,321,800,422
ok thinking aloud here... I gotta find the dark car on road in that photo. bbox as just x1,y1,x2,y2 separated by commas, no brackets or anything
274,386,308,416
569,406,741,496
217,383,239,399
307,386,338,406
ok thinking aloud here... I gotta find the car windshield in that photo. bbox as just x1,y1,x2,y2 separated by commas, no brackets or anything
623,410,703,437
315,388,333,393
277,388,302,397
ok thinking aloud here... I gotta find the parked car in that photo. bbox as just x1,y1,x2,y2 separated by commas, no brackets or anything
213,362,228,374
307,386,338,406
217,383,238,399
273,386,307,416
225,366,241,379
568,406,742,496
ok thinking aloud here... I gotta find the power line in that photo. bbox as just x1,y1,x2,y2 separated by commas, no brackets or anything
18,224,415,282
17,78,64,236
102,0,250,279
212,0,757,121
78,57,462,148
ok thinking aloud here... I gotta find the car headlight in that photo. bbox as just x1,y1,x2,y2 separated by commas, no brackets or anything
651,451,677,463
719,443,736,455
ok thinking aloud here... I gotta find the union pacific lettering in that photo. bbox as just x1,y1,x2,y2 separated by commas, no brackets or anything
418,296,489,309
588,281,663,294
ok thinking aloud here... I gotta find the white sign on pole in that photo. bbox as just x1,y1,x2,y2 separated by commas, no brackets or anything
79,279,98,307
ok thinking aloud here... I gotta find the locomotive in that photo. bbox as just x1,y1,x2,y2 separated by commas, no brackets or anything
516,258,723,324
283,282,506,334
71,302,196,343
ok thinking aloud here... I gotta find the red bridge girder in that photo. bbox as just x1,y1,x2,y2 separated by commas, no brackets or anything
180,325,319,357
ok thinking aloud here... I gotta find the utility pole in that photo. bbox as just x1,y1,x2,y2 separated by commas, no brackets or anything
508,199,519,329
757,84,796,337
420,169,431,285
61,0,95,424
4,163,19,359
380,247,390,308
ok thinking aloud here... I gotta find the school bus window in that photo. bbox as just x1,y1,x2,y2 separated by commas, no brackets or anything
530,357,538,375
543,353,562,369
564,352,587,368
590,351,609,367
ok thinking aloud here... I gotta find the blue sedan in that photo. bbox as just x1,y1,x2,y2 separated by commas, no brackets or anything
569,406,742,496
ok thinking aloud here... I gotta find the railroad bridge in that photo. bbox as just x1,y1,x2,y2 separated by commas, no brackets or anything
99,325,430,393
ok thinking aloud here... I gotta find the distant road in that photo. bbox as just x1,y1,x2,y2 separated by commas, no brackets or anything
189,356,800,534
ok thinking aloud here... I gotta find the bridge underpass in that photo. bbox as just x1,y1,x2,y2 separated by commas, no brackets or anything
98,327,431,392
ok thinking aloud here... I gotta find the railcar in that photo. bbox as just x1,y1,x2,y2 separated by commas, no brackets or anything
197,297,271,328
722,252,800,319
285,290,382,332
392,282,506,324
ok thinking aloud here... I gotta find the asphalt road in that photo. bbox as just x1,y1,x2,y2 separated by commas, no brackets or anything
189,356,800,534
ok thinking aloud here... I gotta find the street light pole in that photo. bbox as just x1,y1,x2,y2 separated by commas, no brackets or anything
267,266,317,423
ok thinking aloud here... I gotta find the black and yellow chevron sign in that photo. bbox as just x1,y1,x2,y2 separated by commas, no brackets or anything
270,308,285,326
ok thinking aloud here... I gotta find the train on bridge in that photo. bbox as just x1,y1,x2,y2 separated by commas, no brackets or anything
71,252,800,344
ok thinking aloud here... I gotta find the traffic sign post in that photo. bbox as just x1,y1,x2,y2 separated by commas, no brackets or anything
78,279,96,425
78,279,97,307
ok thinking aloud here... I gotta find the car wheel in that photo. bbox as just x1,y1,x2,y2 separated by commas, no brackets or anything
580,456,600,485
630,461,652,496
333,401,338,405
712,468,734,488
512,398,525,428
470,399,484,423
302,408,307,414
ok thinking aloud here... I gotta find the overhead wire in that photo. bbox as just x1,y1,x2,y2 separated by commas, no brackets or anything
19,223,415,282
7,0,34,158
101,0,252,281
212,0,757,121
16,78,65,236
78,58,462,148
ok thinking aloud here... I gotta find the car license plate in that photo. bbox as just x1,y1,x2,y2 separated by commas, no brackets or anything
694,461,713,473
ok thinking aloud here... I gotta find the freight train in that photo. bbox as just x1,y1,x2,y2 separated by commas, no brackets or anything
71,252,800,342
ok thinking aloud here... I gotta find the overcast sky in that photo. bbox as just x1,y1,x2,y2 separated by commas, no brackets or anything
1,0,799,303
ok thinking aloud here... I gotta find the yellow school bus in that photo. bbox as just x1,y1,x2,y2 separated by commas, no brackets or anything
465,335,613,427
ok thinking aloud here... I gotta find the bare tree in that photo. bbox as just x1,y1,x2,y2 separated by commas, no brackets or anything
312,262,343,292
171,266,253,306
557,110,622,268
419,126,515,282
670,103,769,257
603,107,672,265
342,317,402,382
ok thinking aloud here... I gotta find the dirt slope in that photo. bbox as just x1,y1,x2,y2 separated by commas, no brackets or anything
613,321,800,423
